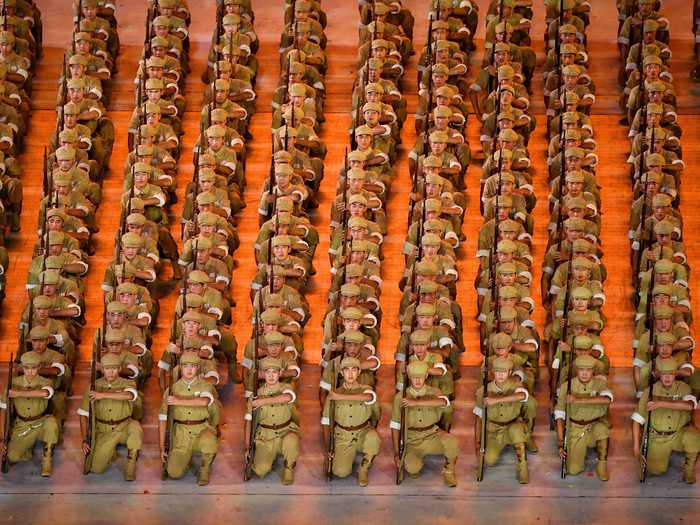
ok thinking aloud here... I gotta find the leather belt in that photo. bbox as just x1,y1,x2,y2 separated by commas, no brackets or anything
336,421,369,432
408,423,436,432
651,428,677,436
259,419,291,430
489,417,519,427
16,412,46,422
175,419,207,425
570,417,601,426
96,416,130,426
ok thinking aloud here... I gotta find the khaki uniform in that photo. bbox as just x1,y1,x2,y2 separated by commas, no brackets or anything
1,375,59,463
321,383,380,478
390,385,458,476
160,377,218,479
78,377,143,474
632,381,700,476
555,377,612,475
245,382,300,477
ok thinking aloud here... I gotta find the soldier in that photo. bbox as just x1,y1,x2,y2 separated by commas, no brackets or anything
632,358,700,483
244,356,300,485
474,357,530,483
391,360,458,486
0,351,60,477
321,356,380,485
159,353,218,485
555,354,612,480
78,352,143,480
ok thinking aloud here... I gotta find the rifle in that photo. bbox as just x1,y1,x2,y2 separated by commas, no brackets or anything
640,267,656,482
476,346,489,481
396,342,409,485
244,307,260,481
161,333,177,480
423,14,434,150
324,357,340,481
82,335,98,474
633,123,653,284
0,352,14,473
557,233,575,473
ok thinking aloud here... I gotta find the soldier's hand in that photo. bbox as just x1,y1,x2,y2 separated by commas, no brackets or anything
160,448,167,463
400,398,412,408
558,341,571,353
167,395,177,406
327,391,338,401
0,440,5,455
646,401,658,412
558,446,567,460
566,394,574,403
89,390,101,401
483,397,496,407
82,440,91,455
393,453,401,468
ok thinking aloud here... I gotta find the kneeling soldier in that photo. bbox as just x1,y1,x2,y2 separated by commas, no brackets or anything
245,357,300,485
474,357,531,483
78,353,143,480
555,354,613,480
633,357,700,483
321,356,381,486
0,351,60,477
159,353,218,485
391,360,459,487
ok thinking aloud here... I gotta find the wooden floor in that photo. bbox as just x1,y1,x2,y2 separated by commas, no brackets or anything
0,0,700,522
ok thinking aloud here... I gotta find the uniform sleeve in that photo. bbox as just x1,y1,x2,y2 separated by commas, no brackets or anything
631,390,649,426
158,388,169,421
320,395,331,426
389,393,402,430
553,384,567,420
472,386,484,419
76,389,91,417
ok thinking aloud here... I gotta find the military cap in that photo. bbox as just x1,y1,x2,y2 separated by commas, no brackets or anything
198,169,217,183
289,83,307,97
348,217,369,230
424,198,442,212
347,150,367,162
410,330,431,346
656,333,675,346
180,353,201,366
106,301,127,314
367,58,383,70
571,287,592,301
151,36,169,48
354,125,373,137
416,260,439,276
497,64,515,81
495,194,513,208
341,283,361,297
264,331,285,346
568,311,590,326
574,354,596,369
146,56,165,68
197,212,218,226
499,219,520,232
643,19,659,32
348,193,368,206
48,231,66,245
491,357,513,372
572,257,592,271
105,330,126,344
644,55,662,67
193,238,213,251
20,351,41,367
565,196,587,210
432,63,450,76
222,13,241,25
654,258,674,272
423,155,443,168
196,192,216,205
647,81,666,93
434,105,452,118
499,306,517,321
343,329,365,344
275,163,294,176
419,280,438,294
652,193,671,207
407,360,430,378
270,235,291,249
656,357,677,375
341,306,363,321
654,305,674,319
101,353,122,368
29,325,50,340
562,112,579,124
564,217,586,230
32,295,52,309
435,85,455,98
144,102,161,115
559,24,577,35
116,282,139,295
145,78,164,90
565,147,584,159
573,336,593,350
492,332,512,349
126,213,146,227
564,129,581,141
494,42,510,54
206,125,227,139
432,20,450,31
180,311,203,324
59,129,78,144
63,101,80,116
188,270,210,284
421,233,442,247
497,262,516,275
572,238,592,253
652,284,672,297
351,240,369,252
121,232,143,248
499,129,519,142
39,271,60,285
495,21,513,33
416,303,436,317
498,285,519,299
152,15,171,27
340,357,362,370
182,306,207,325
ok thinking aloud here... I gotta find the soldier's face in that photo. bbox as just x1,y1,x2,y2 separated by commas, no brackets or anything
409,375,426,389
103,366,120,381
267,344,282,357
572,297,589,310
183,320,200,336
181,363,199,380
656,318,671,331
108,312,124,326
48,244,63,256
658,344,673,359
493,369,509,384
577,367,593,382
36,307,49,320
264,367,280,385
342,366,359,384
493,345,509,357
659,372,675,388
23,365,39,381
107,342,123,354
30,339,47,352
417,315,434,329
343,319,360,331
